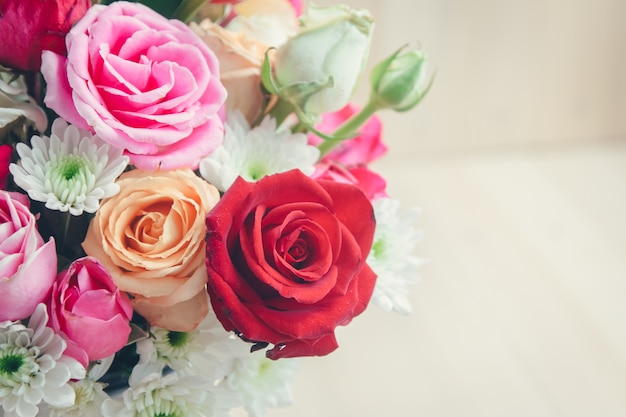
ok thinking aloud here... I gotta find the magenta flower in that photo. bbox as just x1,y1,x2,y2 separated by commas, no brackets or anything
0,145,11,190
48,257,133,367
309,103,387,167
312,162,388,201
0,0,91,71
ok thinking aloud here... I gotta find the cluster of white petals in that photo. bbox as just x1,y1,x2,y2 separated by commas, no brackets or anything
0,304,85,417
368,198,425,315
199,111,319,191
9,118,129,216
225,351,300,417
102,372,236,417
130,313,250,385
45,378,109,417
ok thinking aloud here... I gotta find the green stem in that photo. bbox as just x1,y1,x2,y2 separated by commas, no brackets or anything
172,0,208,22
318,98,382,157
59,210,72,253
267,98,295,127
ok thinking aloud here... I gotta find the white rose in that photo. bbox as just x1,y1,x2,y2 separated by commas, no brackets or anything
273,3,374,116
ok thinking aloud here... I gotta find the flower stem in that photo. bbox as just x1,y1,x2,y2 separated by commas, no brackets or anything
318,98,382,157
58,210,72,254
172,0,208,22
267,98,295,127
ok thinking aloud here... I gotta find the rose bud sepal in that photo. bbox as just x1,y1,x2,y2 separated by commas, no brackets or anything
369,45,434,112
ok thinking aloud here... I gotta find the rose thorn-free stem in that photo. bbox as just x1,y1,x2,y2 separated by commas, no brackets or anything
318,98,382,157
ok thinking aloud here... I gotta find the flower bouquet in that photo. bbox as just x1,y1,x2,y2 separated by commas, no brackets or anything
0,0,430,416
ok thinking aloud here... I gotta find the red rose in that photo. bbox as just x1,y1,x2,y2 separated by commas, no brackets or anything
0,0,91,71
0,145,11,190
205,169,377,359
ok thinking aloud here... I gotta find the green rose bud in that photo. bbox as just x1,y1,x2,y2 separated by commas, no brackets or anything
370,46,432,112
266,3,374,121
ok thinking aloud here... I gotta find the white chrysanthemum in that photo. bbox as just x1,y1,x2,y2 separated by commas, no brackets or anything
368,198,425,315
45,378,109,417
199,111,320,191
0,304,85,417
130,312,250,385
9,118,129,216
225,351,300,417
102,372,238,417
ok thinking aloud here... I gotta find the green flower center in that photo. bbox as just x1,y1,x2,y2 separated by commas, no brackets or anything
371,238,386,259
167,331,189,348
154,413,178,417
59,156,85,180
246,160,269,181
0,354,24,375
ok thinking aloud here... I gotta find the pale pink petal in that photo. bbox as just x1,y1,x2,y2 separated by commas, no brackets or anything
0,238,56,321
128,115,224,170
40,51,89,130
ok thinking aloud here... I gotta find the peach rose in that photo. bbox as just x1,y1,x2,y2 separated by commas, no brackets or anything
191,19,269,123
82,169,220,331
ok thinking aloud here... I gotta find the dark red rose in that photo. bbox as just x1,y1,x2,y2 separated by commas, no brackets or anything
205,169,377,360
0,145,11,190
0,0,90,71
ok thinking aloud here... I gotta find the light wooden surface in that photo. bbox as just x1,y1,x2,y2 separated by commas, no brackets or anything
265,139,626,417
234,0,626,416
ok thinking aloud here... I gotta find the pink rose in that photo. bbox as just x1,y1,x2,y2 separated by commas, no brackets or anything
0,191,57,321
0,0,91,71
48,257,133,367
41,1,227,170
0,145,12,190
309,103,386,167
312,162,387,201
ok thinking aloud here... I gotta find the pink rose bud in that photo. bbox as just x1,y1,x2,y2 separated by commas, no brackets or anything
0,0,91,71
48,257,133,366
0,191,57,321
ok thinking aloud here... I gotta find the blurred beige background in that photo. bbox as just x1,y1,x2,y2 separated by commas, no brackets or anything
245,1,626,416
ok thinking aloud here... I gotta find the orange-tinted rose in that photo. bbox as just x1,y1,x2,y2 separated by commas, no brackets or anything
82,169,220,331
191,19,269,123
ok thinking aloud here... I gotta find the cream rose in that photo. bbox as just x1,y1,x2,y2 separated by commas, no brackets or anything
191,19,269,123
82,169,220,331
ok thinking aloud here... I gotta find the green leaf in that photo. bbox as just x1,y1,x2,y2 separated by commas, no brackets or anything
260,49,279,95
99,0,183,18
172,0,209,22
